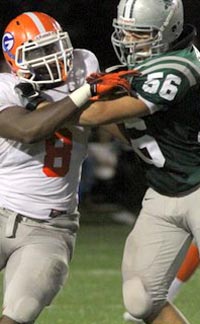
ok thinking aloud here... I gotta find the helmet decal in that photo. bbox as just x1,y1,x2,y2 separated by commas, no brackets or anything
2,32,14,53
164,0,173,7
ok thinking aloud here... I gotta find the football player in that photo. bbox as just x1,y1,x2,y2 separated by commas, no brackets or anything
61,0,200,323
0,11,129,324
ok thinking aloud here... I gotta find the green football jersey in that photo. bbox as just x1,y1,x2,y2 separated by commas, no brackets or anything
124,46,200,195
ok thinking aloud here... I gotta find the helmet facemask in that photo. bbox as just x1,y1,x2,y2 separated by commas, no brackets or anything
112,19,168,66
15,31,73,87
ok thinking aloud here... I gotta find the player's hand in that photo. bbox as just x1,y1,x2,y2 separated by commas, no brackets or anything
87,70,140,100
86,72,105,83
14,82,46,111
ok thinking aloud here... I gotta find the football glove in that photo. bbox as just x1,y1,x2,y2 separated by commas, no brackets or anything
15,82,46,111
87,70,140,100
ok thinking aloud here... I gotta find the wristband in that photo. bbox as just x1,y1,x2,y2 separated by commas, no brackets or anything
69,84,92,108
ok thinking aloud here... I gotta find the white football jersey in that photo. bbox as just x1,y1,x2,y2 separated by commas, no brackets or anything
0,49,99,219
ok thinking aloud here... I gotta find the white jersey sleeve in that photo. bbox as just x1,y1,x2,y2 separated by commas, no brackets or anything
0,50,99,219
0,73,21,111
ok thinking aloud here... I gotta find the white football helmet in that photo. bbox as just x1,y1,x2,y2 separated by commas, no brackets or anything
2,12,73,87
111,0,184,66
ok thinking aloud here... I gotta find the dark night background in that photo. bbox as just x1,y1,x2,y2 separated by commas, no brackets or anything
0,0,200,70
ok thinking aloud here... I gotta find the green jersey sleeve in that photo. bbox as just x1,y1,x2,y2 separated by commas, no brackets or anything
133,47,200,110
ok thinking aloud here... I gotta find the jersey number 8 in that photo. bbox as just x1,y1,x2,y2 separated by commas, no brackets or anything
43,129,72,177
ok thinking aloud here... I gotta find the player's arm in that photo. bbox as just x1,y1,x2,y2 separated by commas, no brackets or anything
0,69,143,143
76,95,149,126
0,78,103,143
0,95,78,143
66,70,149,126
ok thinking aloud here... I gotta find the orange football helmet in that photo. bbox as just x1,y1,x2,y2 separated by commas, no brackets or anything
2,12,73,86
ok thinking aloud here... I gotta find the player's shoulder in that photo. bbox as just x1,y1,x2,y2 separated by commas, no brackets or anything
66,49,100,91
0,72,18,86
0,73,21,110
73,48,100,72
137,47,200,81
131,47,200,110
0,73,19,100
